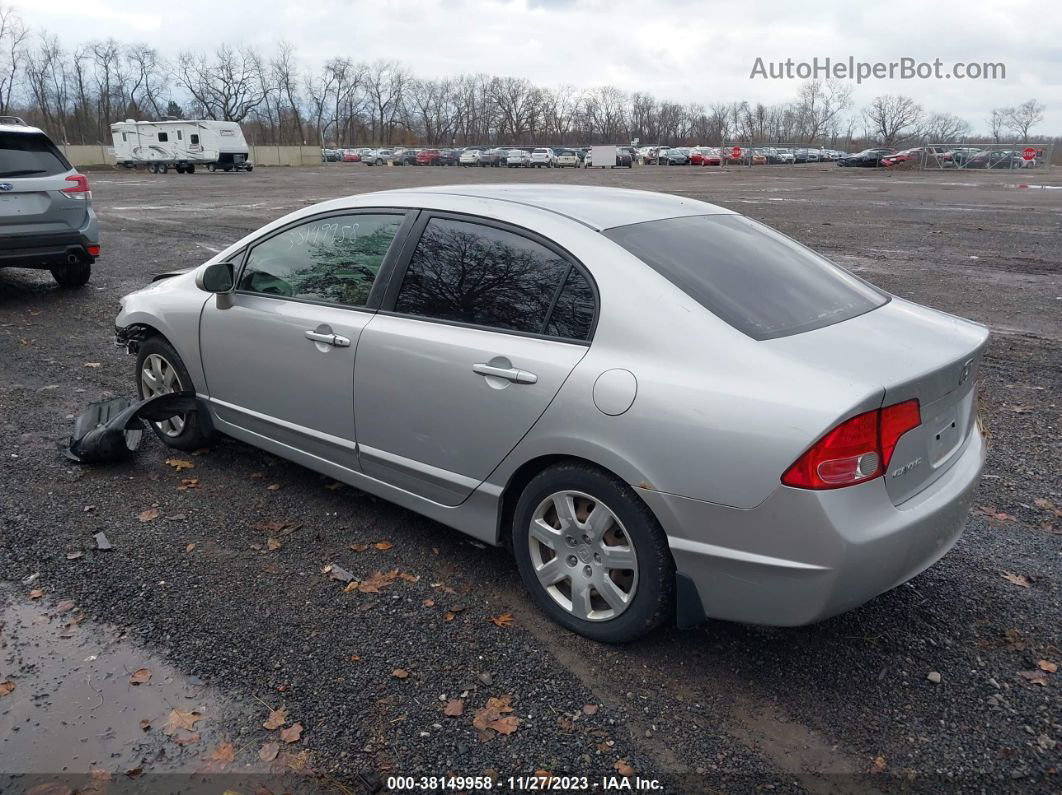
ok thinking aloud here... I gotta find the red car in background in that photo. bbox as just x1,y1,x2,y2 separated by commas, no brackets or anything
340,150,361,163
416,149,442,165
689,148,717,166
880,148,923,168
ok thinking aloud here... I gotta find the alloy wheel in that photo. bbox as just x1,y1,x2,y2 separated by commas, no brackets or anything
528,490,638,621
140,353,185,437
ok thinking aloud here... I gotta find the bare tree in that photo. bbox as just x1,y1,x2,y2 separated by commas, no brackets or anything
178,45,267,122
1005,99,1045,140
922,112,970,142
794,79,852,142
863,95,923,145
0,3,27,114
988,108,1009,142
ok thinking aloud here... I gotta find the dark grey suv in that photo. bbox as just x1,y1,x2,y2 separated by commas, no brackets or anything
0,117,100,287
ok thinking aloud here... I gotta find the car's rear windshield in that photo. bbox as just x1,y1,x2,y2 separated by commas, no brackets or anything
0,131,71,177
604,214,887,340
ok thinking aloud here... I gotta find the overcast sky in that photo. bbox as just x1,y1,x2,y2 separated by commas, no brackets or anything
23,0,1062,134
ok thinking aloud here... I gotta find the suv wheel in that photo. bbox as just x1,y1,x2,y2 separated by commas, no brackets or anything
50,261,91,288
135,336,217,451
513,463,675,643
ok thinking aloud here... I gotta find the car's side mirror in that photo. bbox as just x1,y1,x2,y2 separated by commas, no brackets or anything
197,262,235,293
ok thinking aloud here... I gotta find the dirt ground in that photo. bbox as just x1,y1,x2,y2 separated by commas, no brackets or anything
1,163,1060,794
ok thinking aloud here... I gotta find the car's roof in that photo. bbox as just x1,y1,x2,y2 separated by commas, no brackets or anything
0,123,47,136
376,184,734,230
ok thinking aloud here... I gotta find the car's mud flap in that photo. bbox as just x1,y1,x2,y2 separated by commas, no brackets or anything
60,392,201,463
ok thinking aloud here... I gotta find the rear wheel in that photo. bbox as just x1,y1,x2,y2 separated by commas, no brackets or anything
186,164,196,174
50,261,91,288
513,463,674,643
207,163,216,172
135,336,217,451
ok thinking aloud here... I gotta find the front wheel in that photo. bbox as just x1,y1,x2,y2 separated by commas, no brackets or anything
513,463,675,643
135,336,218,451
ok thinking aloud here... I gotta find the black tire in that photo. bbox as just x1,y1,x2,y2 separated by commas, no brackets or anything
207,163,216,172
512,463,675,643
186,164,195,174
245,165,253,172
50,261,91,288
135,336,218,451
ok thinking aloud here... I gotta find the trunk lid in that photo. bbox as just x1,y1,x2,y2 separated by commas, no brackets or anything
765,298,988,504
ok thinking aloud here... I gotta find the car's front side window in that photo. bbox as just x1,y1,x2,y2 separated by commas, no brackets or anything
393,217,583,336
238,213,404,307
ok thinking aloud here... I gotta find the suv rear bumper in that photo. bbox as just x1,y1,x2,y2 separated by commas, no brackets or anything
0,213,99,269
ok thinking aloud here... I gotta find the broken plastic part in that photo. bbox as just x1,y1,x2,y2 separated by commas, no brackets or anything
94,532,113,551
60,392,202,464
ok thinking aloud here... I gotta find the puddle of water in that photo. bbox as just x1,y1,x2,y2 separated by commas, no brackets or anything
1004,183,1062,190
0,589,328,793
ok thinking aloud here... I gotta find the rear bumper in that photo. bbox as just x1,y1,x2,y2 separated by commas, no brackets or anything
0,213,99,269
643,427,984,627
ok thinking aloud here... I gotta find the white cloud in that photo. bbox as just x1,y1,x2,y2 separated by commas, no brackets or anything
13,0,1061,132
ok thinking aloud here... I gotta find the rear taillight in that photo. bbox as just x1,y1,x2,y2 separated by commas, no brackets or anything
782,400,921,490
62,174,91,199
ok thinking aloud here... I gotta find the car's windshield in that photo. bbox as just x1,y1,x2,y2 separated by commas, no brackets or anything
604,214,888,340
0,132,71,177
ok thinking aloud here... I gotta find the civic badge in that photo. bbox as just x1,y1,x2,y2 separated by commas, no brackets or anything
0,183,13,191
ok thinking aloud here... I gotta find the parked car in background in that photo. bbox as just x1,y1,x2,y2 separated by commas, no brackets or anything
942,147,982,167
554,148,580,168
506,149,532,167
837,148,894,168
690,147,721,166
0,117,100,287
881,148,926,168
392,149,419,166
531,148,556,168
965,149,1036,169
482,148,507,167
321,148,341,162
663,148,690,165
438,149,459,166
767,148,796,164
341,150,361,163
364,149,392,166
416,149,442,166
459,148,484,166
793,148,821,163
116,184,988,643
583,148,633,168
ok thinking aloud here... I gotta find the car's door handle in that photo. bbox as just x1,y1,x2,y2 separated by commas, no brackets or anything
472,363,538,384
305,329,351,347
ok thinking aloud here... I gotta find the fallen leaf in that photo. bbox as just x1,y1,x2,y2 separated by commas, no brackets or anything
163,708,203,735
266,537,282,552
267,483,281,491
373,540,393,550
279,722,303,743
349,543,368,552
207,741,236,765
342,581,360,592
173,732,200,746
870,755,887,774
1038,660,1058,673
322,563,354,583
358,569,399,593
1001,571,1031,588
28,589,43,599
89,767,112,782
66,551,83,560
56,600,76,613
444,611,456,622
254,521,301,536
399,572,419,583
259,742,280,762
129,668,152,685
186,543,196,553
125,767,144,780
263,708,288,730
84,362,102,368
582,704,599,716
489,612,514,628
444,698,465,717
0,681,14,696
166,458,195,472
472,695,521,736
250,471,265,479
392,668,410,679
177,478,199,492
422,599,435,607
349,654,362,662
1018,670,1049,686
139,718,151,731
139,508,160,522
614,760,636,777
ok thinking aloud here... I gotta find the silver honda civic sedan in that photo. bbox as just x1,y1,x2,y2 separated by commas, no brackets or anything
115,185,987,643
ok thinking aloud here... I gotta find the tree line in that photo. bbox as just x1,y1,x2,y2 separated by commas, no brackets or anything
0,5,1050,150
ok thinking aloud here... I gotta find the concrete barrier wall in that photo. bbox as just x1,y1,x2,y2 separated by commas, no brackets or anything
59,144,320,168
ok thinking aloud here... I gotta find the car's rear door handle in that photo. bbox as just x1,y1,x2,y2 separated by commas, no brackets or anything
305,329,351,347
473,363,538,384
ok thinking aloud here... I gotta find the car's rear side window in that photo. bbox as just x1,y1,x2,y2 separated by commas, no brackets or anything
0,132,71,177
394,217,593,339
604,214,887,340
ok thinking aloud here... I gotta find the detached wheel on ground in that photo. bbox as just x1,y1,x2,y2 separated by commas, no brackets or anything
50,261,91,288
513,463,675,643
135,336,217,451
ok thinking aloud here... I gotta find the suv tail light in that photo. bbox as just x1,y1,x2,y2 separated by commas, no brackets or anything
782,400,921,490
62,174,91,199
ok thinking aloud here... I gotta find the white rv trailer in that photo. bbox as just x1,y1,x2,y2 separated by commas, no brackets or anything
110,120,253,173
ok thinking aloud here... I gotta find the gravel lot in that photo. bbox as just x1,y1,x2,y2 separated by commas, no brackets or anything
1,164,1060,794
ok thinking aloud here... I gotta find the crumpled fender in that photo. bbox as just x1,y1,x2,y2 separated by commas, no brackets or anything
60,392,203,463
